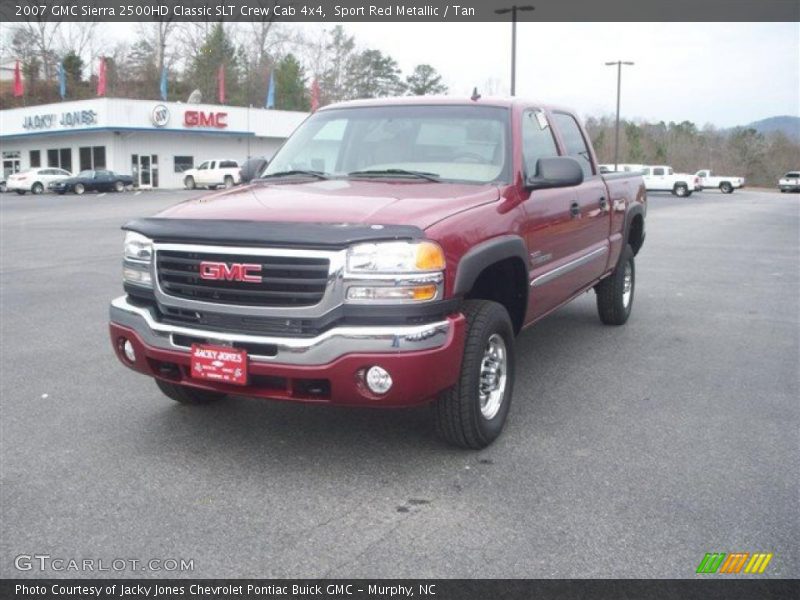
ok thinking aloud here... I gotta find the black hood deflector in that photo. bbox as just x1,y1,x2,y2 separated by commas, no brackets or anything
122,218,425,249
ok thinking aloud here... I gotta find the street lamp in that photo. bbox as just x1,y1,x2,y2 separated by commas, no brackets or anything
605,60,634,171
495,5,535,96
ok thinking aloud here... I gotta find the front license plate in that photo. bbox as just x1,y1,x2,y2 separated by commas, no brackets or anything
190,344,248,386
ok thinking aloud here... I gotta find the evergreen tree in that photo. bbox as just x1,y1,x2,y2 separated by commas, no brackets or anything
349,49,405,99
186,23,239,104
405,64,448,96
274,54,310,111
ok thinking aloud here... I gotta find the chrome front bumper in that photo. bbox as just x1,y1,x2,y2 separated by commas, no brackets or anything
109,295,453,366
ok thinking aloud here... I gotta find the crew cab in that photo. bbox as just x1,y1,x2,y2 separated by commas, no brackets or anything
695,169,744,193
640,165,698,197
182,159,241,190
779,171,800,193
109,97,646,449
6,167,72,195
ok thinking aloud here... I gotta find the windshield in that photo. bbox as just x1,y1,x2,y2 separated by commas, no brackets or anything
264,105,511,184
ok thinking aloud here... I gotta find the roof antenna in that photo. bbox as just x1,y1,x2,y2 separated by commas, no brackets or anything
471,87,481,101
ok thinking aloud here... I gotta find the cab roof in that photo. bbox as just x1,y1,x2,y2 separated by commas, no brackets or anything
319,95,569,114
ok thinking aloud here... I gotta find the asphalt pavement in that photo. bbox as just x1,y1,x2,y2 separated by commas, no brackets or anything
0,187,797,578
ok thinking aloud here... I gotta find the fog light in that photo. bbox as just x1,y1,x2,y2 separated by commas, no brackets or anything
365,366,393,394
122,339,136,362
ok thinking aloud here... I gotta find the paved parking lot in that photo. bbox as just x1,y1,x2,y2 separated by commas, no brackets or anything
0,187,797,578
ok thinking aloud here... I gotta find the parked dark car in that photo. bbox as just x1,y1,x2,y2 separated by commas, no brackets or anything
239,156,269,183
50,170,134,195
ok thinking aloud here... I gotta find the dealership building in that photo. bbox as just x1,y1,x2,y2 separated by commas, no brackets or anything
0,98,308,188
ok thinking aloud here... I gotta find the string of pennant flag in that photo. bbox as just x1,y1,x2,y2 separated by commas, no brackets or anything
11,58,320,111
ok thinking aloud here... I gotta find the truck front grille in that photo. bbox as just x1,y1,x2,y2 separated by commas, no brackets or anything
156,250,330,307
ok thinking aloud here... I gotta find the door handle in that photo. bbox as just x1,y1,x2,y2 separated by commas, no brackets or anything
570,202,580,217
599,196,608,210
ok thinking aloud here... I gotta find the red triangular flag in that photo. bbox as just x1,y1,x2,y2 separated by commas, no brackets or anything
310,78,320,112
13,60,24,97
218,64,226,104
97,57,107,96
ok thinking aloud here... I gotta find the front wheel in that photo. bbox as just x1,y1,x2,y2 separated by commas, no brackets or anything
114,180,124,192
184,176,196,190
433,300,515,449
15,190,26,195
31,182,44,194
156,379,226,405
595,244,635,326
673,184,689,197
74,183,85,195
720,182,733,194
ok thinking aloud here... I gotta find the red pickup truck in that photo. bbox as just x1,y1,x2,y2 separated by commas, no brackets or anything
110,97,646,448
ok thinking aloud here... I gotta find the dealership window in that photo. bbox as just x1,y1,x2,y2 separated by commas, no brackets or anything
174,156,194,173
79,146,106,171
47,148,72,172
29,150,41,168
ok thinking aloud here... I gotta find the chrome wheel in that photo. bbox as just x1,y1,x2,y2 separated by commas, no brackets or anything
478,334,507,420
622,261,633,308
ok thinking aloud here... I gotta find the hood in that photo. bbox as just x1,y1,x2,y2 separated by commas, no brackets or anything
156,179,500,230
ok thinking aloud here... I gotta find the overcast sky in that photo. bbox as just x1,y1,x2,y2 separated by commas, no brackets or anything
340,22,799,127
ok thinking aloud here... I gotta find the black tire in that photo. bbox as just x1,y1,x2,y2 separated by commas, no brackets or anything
433,300,515,449
155,379,226,405
31,182,44,194
595,244,635,326
673,184,688,197
720,182,733,194
184,176,196,190
114,180,124,192
74,183,85,195
223,175,234,188
15,190,25,195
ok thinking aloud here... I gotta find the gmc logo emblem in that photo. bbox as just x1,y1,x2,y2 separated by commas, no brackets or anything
184,110,228,128
199,261,262,283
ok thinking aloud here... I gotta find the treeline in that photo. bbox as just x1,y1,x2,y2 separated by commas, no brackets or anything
1,22,448,110
586,117,800,187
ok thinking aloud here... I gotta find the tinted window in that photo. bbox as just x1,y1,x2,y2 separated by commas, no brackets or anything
219,160,238,168
653,167,665,176
198,162,209,170
552,112,593,177
521,110,559,176
174,156,194,173
786,172,800,178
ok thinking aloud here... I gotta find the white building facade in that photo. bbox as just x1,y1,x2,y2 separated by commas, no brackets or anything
0,98,308,188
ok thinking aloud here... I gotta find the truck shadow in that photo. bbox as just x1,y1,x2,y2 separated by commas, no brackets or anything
138,296,608,462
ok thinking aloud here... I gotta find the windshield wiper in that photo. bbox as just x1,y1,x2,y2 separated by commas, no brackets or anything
257,169,329,180
347,169,441,182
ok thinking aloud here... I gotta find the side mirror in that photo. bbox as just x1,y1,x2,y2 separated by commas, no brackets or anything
526,157,584,190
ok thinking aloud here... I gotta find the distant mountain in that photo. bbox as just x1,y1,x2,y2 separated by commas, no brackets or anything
744,115,800,142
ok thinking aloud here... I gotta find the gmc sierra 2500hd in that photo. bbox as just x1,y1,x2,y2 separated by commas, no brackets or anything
110,97,646,448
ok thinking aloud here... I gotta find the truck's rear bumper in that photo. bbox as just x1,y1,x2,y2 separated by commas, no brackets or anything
109,296,465,407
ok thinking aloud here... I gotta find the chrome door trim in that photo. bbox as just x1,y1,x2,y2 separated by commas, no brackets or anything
529,246,608,288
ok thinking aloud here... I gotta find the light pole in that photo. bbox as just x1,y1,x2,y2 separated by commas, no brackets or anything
605,60,634,171
495,5,535,96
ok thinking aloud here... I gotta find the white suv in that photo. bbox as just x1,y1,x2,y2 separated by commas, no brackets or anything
183,160,241,190
779,171,800,193
6,167,72,195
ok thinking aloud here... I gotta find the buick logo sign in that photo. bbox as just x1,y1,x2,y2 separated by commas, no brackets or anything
151,105,170,127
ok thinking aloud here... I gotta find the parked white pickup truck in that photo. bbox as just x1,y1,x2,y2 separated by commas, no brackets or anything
183,159,241,190
695,169,744,194
639,165,698,197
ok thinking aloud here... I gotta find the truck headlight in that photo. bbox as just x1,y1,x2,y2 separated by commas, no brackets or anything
346,241,445,273
123,231,153,288
124,231,153,263
345,241,445,303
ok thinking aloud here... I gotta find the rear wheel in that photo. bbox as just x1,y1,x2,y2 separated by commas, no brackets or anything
156,379,226,405
595,244,635,325
719,182,733,194
673,183,689,197
184,176,196,190
15,190,26,195
433,300,515,449
114,180,124,192
74,183,85,195
31,182,44,194
223,175,234,188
